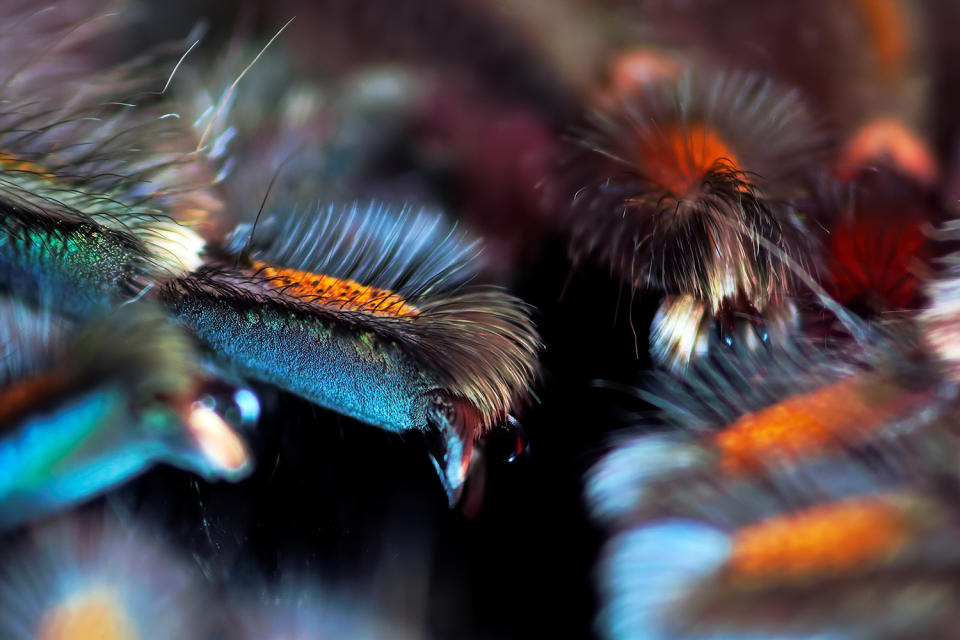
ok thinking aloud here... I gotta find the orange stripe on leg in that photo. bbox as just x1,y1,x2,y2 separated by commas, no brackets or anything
727,496,912,580
253,260,419,317
713,376,928,475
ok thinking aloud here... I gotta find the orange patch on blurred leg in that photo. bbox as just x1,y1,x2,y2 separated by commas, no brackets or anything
728,497,911,580
252,260,418,317
0,151,54,178
714,376,928,475
607,50,682,98
854,0,908,80
636,125,743,197
37,589,137,640
0,371,72,430
838,118,937,186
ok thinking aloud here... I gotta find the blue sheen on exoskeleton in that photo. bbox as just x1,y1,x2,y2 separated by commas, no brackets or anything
170,296,437,434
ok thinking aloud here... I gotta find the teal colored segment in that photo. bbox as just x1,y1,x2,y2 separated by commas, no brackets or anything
0,387,179,529
0,224,136,315
172,297,437,434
